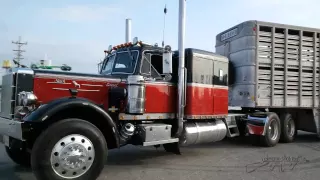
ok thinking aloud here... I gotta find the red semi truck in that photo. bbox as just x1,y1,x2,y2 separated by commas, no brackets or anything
1,2,320,180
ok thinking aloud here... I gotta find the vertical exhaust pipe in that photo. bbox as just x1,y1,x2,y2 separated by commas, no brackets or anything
174,0,186,137
125,18,132,43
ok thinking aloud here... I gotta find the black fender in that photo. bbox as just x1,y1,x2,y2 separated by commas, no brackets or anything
24,97,120,148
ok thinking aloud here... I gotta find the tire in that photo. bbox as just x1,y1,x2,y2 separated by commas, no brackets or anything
259,113,281,147
279,113,297,143
5,146,31,167
31,118,108,180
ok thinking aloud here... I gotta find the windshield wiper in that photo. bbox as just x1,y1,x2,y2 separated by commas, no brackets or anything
126,47,136,67
126,48,135,61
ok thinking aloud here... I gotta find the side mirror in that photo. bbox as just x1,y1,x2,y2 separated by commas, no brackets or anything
162,51,172,74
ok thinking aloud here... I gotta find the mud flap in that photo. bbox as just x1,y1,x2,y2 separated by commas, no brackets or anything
246,114,269,136
163,142,181,155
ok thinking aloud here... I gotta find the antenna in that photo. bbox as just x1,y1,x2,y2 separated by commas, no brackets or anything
12,36,27,67
162,4,167,47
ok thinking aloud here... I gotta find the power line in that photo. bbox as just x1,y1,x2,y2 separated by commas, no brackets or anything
12,36,27,67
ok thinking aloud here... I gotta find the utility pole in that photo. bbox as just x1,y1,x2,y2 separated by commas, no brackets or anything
12,36,27,67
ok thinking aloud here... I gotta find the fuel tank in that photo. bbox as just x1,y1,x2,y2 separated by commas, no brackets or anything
180,120,227,146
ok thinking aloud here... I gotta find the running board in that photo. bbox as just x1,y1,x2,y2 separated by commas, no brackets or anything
225,115,241,137
143,138,179,146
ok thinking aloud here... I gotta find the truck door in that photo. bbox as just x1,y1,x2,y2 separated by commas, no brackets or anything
140,52,175,115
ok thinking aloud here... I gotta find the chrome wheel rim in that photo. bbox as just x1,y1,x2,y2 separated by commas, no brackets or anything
287,118,295,137
50,134,95,179
268,120,279,141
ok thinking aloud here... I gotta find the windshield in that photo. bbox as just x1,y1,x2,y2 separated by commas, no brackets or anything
101,50,139,75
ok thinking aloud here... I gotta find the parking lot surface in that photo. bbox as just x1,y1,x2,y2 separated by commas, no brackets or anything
1,132,320,180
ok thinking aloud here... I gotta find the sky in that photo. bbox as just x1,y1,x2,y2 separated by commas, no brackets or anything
0,0,320,75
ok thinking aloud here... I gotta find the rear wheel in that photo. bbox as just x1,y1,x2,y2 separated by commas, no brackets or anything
260,113,281,147
31,118,107,180
280,113,297,143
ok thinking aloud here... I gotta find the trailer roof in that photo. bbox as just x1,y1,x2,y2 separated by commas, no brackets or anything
216,20,320,39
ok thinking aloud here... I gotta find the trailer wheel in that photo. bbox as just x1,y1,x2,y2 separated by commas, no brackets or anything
31,118,107,180
5,146,31,167
280,113,297,143
260,113,281,147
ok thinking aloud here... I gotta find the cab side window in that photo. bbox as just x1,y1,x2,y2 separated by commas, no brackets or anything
141,53,164,80
214,61,228,86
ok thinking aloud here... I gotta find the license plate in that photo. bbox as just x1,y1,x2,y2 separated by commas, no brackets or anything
3,135,9,147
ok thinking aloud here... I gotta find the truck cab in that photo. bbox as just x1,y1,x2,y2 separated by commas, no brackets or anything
98,38,176,82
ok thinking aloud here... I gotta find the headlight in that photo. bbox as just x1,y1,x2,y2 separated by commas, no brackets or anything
18,91,38,106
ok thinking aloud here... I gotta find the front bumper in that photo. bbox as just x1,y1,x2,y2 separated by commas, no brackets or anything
0,117,24,145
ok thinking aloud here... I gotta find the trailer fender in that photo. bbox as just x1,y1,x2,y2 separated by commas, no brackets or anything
246,114,269,136
23,97,120,148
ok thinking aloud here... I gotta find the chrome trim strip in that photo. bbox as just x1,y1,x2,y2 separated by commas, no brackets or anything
187,83,228,89
142,82,229,88
35,73,121,83
46,82,72,84
52,88,100,92
119,113,176,120
0,117,24,141
144,82,175,86
81,84,104,87
118,113,228,120
185,114,228,119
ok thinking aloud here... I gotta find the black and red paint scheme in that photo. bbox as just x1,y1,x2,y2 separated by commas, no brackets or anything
0,40,275,180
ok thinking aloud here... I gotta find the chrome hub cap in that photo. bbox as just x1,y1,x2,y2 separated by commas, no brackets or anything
50,134,95,179
268,120,279,141
287,119,295,137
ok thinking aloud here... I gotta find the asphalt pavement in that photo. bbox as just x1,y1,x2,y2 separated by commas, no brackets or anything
1,132,320,180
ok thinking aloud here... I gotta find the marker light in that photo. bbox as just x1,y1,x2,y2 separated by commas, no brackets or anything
108,45,112,51
111,42,134,51
164,45,172,51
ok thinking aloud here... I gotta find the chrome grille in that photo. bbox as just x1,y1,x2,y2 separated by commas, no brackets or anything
0,68,34,119
0,72,16,119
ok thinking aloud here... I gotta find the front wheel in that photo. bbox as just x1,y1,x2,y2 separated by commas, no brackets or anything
31,119,108,180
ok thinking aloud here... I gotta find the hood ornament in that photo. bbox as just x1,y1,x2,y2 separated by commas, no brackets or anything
72,81,80,88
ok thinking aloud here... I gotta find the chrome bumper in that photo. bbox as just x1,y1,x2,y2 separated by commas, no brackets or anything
0,117,24,144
